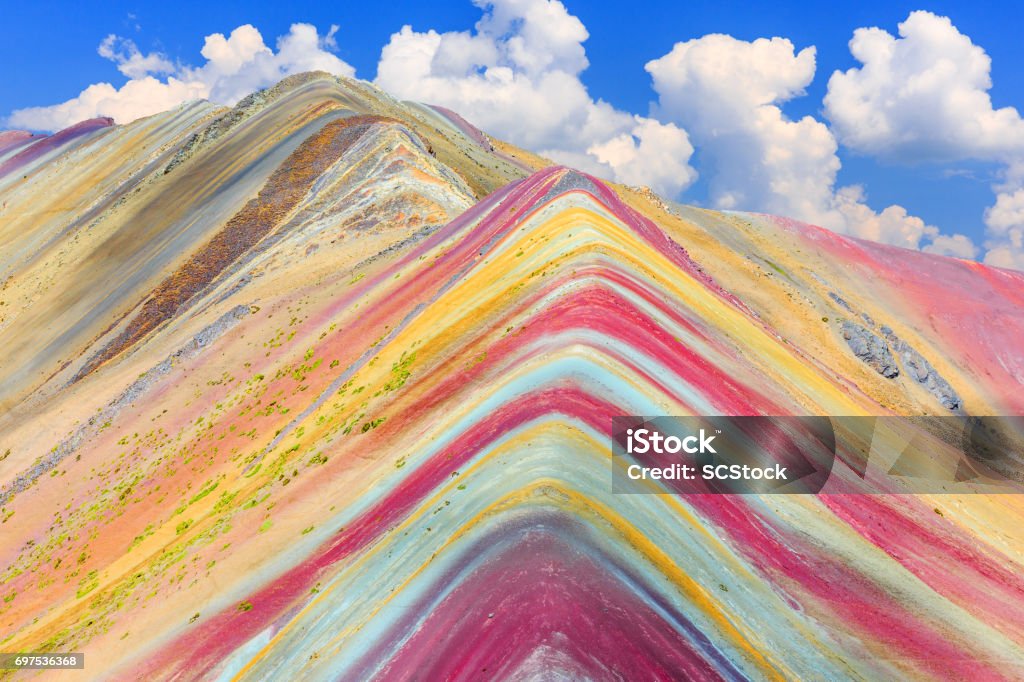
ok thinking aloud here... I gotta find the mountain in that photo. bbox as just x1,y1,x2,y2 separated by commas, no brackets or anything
1,72,1023,680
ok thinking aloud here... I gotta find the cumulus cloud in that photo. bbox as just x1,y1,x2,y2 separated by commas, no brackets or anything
923,234,979,260
375,0,697,197
644,33,959,251
831,185,944,250
7,24,353,132
825,11,1024,163
7,78,208,133
986,187,1024,233
98,35,175,79
984,242,1024,270
646,36,837,224
5,6,1021,270
824,10,1024,268
186,23,353,104
587,118,696,196
983,185,1024,268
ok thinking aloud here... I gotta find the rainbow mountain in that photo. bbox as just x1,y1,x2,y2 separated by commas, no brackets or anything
1,72,1024,680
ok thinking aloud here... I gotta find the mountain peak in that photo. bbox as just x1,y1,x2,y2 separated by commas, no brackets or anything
1,74,1022,680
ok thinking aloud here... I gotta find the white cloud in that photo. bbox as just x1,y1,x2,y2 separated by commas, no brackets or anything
587,117,696,195
984,243,1024,270
7,78,208,133
824,10,1024,269
923,233,979,260
7,23,353,132
983,185,1024,268
985,187,1024,234
647,35,833,223
4,6,1020,270
644,33,951,251
98,35,175,79
374,0,697,197
832,185,942,250
187,23,353,104
477,0,589,76
825,11,1024,163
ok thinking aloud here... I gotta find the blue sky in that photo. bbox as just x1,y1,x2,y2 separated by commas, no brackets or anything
3,1,1024,268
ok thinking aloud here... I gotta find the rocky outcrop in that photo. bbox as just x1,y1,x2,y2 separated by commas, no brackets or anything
829,291,853,312
882,326,962,410
841,320,899,378
839,316,961,409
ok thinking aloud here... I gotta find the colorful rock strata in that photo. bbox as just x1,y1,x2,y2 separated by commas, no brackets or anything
1,72,1023,680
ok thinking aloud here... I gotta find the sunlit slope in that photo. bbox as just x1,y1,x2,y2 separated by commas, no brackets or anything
0,156,1021,680
611,190,1024,416
1,73,1023,681
0,72,531,415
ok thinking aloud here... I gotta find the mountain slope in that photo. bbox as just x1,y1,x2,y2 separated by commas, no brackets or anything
1,73,1023,680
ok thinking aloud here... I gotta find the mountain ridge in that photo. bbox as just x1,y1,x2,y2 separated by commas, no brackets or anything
1,72,1023,680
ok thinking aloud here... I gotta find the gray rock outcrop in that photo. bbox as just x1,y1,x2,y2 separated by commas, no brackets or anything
841,321,899,378
883,329,962,410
